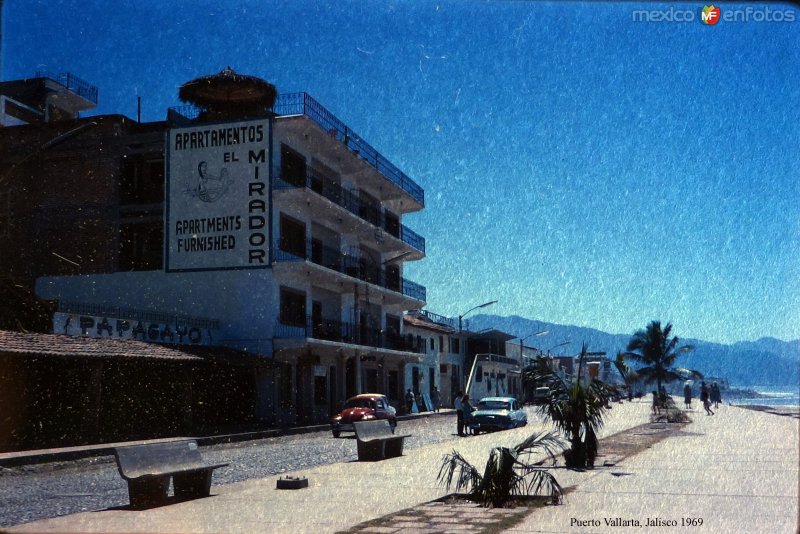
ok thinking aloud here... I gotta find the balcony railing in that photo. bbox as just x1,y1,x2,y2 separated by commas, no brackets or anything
272,168,425,255
273,238,426,302
273,92,424,207
35,71,98,104
275,316,422,353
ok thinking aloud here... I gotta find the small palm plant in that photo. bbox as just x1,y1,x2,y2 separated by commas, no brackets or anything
533,343,617,469
437,430,564,507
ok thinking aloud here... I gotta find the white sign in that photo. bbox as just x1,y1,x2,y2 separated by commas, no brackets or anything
165,118,270,272
53,312,219,346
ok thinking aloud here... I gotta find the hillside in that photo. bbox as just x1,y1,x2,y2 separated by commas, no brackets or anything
469,314,800,386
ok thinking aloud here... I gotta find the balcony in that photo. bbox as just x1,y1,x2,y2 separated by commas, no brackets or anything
275,316,421,353
273,93,424,207
273,238,426,303
167,93,425,207
35,71,98,104
272,167,425,256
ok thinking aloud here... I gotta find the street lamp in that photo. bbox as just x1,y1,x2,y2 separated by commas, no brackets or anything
546,341,571,355
457,300,496,397
458,300,497,332
518,330,549,367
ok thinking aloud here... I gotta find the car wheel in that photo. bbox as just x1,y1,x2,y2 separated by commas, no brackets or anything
332,429,341,438
389,419,397,433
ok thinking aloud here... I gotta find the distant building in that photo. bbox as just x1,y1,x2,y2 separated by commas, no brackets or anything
403,310,455,407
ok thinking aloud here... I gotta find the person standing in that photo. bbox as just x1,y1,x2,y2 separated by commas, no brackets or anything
683,381,692,410
432,386,441,413
454,391,464,436
405,388,415,414
700,381,714,415
711,382,721,409
461,394,474,436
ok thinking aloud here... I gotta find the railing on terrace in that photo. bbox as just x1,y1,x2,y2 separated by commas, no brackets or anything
275,316,421,353
419,310,457,329
273,238,426,302
272,168,425,255
35,71,98,104
273,92,424,207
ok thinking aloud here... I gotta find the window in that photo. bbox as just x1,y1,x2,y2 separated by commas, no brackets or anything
439,336,444,352
451,337,460,354
120,156,164,204
279,214,306,258
314,376,327,405
476,365,483,382
440,364,448,374
280,144,306,187
119,221,163,271
280,287,306,327
429,337,434,351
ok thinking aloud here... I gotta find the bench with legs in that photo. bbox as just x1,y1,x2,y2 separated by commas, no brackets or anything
114,439,228,509
353,420,411,461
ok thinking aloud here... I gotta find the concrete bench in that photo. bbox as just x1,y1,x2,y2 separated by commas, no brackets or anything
353,420,410,461
114,439,228,509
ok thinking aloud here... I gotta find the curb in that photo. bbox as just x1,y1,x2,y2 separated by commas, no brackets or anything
0,409,455,468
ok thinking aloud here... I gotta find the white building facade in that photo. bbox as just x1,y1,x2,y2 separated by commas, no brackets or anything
36,92,427,425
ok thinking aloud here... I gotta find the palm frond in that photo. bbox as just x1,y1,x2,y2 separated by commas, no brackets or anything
437,450,482,494
514,430,565,462
515,466,564,504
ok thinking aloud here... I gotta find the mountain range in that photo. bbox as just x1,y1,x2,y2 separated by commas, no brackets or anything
468,314,800,387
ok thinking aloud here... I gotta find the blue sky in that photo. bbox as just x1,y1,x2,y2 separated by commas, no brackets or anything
3,1,798,344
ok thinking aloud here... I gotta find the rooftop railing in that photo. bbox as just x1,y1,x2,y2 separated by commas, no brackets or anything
273,238,426,302
273,92,424,206
272,168,425,255
35,71,98,104
168,94,425,207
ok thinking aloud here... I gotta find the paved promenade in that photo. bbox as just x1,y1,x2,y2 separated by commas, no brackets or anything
7,401,798,533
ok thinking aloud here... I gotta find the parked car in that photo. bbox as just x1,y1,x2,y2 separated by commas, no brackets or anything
468,396,527,434
532,387,551,405
330,393,397,438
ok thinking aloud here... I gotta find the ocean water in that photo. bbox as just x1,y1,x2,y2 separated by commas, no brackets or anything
731,385,800,407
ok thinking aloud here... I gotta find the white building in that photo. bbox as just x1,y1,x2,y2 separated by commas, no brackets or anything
36,89,428,425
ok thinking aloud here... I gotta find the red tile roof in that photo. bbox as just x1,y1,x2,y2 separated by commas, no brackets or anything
403,314,455,334
0,330,204,361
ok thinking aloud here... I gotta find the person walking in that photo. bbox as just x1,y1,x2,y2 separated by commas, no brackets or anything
454,391,464,436
405,388,415,414
711,382,721,409
461,394,474,436
432,386,441,413
700,381,714,415
683,381,692,410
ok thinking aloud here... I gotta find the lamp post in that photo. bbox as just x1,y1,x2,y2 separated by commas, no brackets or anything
457,300,497,333
457,300,497,397
546,341,571,356
518,330,549,367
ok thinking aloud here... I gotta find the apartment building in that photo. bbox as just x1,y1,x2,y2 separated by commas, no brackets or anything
1,71,427,427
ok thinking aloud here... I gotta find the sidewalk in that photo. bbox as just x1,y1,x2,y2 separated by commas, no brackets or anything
7,402,798,533
504,404,799,533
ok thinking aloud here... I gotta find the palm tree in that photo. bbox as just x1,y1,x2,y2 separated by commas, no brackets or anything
613,351,639,399
533,343,617,469
623,321,701,393
437,430,564,507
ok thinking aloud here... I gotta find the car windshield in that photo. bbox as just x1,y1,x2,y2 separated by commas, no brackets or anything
478,401,510,411
343,399,376,409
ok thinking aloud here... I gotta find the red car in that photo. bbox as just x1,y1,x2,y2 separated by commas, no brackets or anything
330,393,397,438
